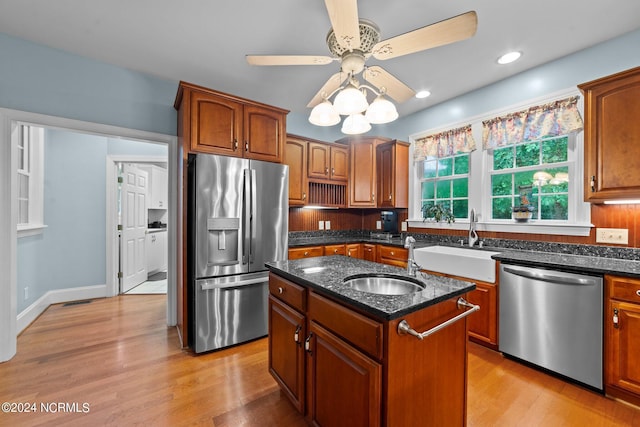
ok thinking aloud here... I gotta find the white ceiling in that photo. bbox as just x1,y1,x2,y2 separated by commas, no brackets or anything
1,0,640,119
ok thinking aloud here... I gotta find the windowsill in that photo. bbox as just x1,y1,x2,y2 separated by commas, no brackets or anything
407,219,593,237
17,224,47,238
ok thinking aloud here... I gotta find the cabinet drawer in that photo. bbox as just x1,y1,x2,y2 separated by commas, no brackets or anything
288,246,324,260
607,275,640,304
378,245,407,261
324,244,346,256
308,291,383,360
269,273,306,312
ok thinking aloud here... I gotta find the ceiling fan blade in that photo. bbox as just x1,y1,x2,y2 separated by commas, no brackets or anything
372,11,477,60
307,72,348,108
324,0,361,50
246,55,334,66
363,66,415,103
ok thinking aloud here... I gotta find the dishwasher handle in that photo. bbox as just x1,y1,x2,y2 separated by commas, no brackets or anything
503,265,600,286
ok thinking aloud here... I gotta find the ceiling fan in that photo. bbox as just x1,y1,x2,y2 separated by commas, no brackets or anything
246,0,477,131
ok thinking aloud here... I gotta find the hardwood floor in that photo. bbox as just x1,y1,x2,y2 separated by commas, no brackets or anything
1,295,639,426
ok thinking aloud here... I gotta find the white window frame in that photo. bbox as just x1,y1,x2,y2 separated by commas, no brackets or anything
16,123,46,237
407,88,592,237
419,153,470,220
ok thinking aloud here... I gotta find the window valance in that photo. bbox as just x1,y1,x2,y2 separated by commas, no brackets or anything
413,124,476,161
482,96,583,150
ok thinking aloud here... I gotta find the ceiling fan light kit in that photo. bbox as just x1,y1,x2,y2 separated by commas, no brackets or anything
246,0,477,135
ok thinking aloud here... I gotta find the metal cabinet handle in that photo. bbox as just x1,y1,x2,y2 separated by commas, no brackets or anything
397,298,480,340
294,325,302,344
334,249,339,254
325,167,329,175
233,138,238,151
332,167,335,175
613,308,619,329
245,141,249,151
372,193,375,202
636,290,640,297
278,286,283,294
302,192,306,200
590,175,596,192
304,333,313,354
304,251,309,256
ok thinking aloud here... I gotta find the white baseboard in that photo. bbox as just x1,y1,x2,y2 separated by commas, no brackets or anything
17,284,108,334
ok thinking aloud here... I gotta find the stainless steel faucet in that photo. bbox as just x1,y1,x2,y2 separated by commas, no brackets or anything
404,236,421,276
468,208,479,247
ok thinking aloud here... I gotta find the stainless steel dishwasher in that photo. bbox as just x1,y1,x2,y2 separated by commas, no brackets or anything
499,263,603,390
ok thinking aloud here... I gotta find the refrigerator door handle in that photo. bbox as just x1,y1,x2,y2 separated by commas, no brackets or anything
250,169,257,265
242,169,251,265
199,271,268,291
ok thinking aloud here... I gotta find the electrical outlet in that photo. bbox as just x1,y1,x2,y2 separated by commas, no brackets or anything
24,286,28,300
325,221,331,230
401,221,407,232
596,228,628,244
318,221,324,230
376,221,382,230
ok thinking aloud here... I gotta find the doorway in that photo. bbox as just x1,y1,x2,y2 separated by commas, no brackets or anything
1,108,177,362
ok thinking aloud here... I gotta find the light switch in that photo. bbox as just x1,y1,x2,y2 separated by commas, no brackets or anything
325,221,331,230
401,221,407,231
318,221,324,230
596,228,628,244
376,221,382,230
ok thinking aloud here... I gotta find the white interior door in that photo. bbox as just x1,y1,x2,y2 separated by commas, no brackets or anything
121,163,149,293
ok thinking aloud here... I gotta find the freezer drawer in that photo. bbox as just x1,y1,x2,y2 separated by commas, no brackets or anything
193,271,269,353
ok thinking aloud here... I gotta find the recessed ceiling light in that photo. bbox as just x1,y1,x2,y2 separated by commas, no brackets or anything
415,90,431,99
497,51,522,65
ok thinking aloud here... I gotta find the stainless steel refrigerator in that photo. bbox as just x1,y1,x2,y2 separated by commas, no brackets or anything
188,153,288,353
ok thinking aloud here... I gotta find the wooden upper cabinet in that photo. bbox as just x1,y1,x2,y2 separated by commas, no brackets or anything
308,142,348,182
285,135,308,206
578,66,640,202
376,140,409,208
244,104,286,163
175,81,288,162
343,137,390,207
190,90,243,156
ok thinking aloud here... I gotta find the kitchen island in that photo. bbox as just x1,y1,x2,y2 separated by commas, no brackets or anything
266,255,476,427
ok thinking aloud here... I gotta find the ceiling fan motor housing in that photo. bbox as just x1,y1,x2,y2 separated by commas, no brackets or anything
326,19,381,56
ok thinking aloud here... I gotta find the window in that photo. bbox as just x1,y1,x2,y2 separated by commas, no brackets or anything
16,124,45,236
420,153,469,219
491,136,570,221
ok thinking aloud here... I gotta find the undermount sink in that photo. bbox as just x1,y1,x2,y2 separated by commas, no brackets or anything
413,246,500,283
344,274,426,295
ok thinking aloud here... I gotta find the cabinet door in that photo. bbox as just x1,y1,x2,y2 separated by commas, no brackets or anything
579,67,640,202
362,244,377,262
190,90,243,156
285,137,308,206
377,245,408,268
346,243,362,259
466,281,498,348
330,146,349,181
307,322,381,427
606,300,640,400
376,142,409,208
243,104,285,163
349,139,377,207
269,296,306,413
308,142,330,180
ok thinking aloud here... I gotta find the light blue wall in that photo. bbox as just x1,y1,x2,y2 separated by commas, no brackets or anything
385,29,640,140
16,129,167,313
0,32,178,135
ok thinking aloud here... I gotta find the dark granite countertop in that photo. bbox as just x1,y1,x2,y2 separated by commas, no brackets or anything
490,248,640,278
266,255,475,321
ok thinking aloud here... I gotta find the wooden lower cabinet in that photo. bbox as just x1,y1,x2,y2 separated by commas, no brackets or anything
465,281,498,349
377,245,408,268
288,246,324,260
362,244,377,262
346,243,362,259
605,275,640,406
269,272,468,426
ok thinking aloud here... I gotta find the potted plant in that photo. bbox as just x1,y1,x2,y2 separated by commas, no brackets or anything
422,203,456,224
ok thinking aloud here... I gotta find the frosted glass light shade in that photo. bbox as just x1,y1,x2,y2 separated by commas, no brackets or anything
309,101,340,126
333,85,368,115
365,95,398,124
341,114,371,135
